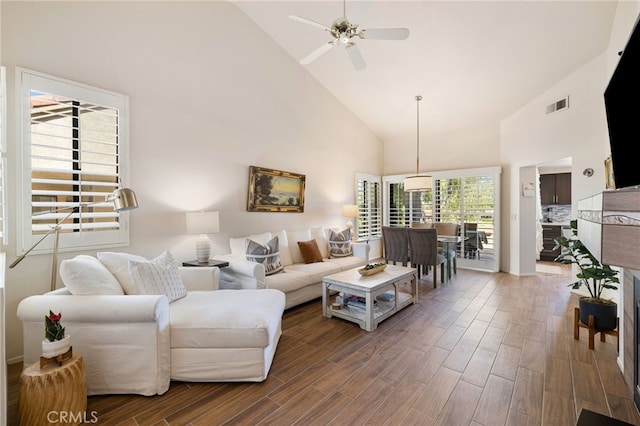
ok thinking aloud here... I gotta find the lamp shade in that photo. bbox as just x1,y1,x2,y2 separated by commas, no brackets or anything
342,204,358,218
186,211,220,235
109,188,139,211
404,175,432,192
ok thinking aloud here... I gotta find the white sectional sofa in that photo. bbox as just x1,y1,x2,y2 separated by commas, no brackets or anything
214,226,370,309
17,252,285,396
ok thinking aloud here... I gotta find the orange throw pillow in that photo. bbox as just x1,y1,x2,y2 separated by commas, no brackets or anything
297,239,324,264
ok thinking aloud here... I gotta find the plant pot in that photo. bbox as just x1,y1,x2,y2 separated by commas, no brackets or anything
579,297,617,331
41,335,71,358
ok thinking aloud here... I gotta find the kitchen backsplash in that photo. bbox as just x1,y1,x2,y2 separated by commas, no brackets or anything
542,204,572,223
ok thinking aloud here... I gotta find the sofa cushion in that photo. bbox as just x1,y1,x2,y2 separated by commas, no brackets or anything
275,230,293,266
246,236,283,276
129,251,187,303
170,289,285,349
97,251,148,294
324,255,368,271
297,239,323,264
311,226,329,259
285,228,312,264
230,232,272,257
285,261,342,285
59,255,124,295
264,269,312,294
328,228,353,258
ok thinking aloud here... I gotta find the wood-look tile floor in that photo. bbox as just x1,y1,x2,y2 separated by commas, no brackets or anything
8,265,640,425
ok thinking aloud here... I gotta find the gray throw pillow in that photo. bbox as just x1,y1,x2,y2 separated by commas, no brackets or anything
329,228,353,258
246,236,284,275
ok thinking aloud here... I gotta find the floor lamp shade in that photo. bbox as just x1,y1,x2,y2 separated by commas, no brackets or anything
186,211,220,263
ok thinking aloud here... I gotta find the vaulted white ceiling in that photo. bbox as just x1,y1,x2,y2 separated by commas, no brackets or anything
233,1,617,142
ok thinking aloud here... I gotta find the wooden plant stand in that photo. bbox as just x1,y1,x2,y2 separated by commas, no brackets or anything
19,354,87,426
574,307,619,351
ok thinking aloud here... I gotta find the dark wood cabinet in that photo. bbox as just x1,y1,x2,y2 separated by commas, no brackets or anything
540,173,571,205
540,225,562,261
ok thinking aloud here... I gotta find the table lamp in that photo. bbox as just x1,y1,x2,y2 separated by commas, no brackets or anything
342,204,358,240
186,211,220,263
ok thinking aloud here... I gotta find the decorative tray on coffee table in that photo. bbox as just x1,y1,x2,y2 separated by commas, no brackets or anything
358,263,387,276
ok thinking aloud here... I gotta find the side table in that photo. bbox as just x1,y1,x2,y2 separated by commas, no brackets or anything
182,259,229,268
19,354,87,426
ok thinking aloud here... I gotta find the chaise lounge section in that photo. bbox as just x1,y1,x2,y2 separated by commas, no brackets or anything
17,252,285,396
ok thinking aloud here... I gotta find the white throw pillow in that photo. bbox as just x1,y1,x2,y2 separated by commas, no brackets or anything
312,226,329,259
59,255,124,295
128,251,187,303
97,252,148,295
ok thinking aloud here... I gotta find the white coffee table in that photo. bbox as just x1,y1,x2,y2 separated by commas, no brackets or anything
322,264,418,331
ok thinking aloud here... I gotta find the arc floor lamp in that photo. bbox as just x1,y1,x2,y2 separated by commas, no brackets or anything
10,187,138,291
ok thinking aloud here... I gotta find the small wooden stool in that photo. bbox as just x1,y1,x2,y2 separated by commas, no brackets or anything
574,307,619,351
19,354,87,426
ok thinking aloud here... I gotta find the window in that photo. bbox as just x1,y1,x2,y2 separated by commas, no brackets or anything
355,173,382,240
17,68,130,255
386,182,432,227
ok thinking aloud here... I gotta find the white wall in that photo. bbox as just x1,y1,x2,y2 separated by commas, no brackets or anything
501,1,640,276
1,1,383,361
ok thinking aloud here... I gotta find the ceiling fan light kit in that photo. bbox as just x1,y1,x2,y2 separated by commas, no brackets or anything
290,0,410,70
404,95,432,193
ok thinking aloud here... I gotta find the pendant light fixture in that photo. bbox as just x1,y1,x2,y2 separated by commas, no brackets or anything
403,95,432,192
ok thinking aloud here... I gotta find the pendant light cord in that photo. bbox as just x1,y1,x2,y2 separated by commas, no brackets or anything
415,95,422,175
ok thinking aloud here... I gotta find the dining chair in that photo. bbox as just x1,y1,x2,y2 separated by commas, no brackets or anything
434,222,459,274
464,222,480,259
411,222,433,228
381,226,409,266
407,228,445,287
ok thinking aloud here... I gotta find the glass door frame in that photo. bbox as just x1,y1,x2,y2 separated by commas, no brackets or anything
383,166,501,273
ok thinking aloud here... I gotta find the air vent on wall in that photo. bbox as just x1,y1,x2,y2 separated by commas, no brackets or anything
546,96,570,114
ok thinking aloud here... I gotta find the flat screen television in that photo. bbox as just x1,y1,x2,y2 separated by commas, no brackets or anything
604,13,640,190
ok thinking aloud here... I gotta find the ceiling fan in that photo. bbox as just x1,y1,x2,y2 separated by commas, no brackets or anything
289,0,410,71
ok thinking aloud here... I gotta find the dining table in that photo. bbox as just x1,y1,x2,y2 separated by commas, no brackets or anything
437,235,462,282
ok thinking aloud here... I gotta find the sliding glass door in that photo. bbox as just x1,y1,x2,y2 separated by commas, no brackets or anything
383,166,500,272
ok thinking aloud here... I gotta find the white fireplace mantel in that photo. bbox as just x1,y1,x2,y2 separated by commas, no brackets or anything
577,188,640,270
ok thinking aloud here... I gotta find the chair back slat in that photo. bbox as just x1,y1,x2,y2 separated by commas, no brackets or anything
381,226,409,266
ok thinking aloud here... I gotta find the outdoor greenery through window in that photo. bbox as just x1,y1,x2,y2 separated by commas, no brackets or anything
18,68,130,254
384,167,499,271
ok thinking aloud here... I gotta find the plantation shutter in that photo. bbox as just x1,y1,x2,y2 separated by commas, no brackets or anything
387,181,433,227
356,173,382,240
18,68,130,254
30,92,121,233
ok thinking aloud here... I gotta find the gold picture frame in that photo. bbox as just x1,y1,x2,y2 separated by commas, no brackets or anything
605,156,615,190
247,166,305,213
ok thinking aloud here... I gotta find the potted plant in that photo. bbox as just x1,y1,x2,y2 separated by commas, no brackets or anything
553,220,620,331
41,310,71,358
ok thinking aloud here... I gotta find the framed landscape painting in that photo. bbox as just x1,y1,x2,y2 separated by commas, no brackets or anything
247,166,305,213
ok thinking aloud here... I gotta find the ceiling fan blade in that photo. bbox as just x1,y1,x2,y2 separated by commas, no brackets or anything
360,28,410,40
300,42,335,65
288,14,331,32
346,44,366,71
